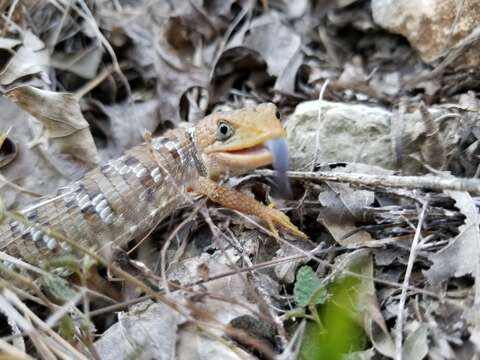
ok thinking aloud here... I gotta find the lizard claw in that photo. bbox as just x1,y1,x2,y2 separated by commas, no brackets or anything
193,177,308,239
262,204,308,239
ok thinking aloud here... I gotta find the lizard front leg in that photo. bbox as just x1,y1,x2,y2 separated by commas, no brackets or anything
192,177,307,239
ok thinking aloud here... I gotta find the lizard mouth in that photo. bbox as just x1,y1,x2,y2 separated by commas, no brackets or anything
215,138,292,196
214,144,273,169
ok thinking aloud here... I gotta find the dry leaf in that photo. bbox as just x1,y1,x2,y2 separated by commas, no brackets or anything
425,191,480,284
51,44,103,79
6,85,100,166
95,300,187,360
402,323,429,360
318,182,374,246
0,31,50,85
177,324,255,360
243,17,303,93
90,99,161,153
0,129,17,168
168,251,259,326
170,251,260,359
0,96,73,207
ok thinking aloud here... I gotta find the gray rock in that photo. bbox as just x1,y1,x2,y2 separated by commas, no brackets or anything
286,100,458,174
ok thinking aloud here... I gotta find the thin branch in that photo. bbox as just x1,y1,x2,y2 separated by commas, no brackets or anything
395,199,429,360
311,80,330,171
256,169,480,193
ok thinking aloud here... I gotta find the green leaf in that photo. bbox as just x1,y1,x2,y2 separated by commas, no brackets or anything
39,275,77,302
58,316,76,340
294,266,327,307
43,255,81,275
299,276,366,360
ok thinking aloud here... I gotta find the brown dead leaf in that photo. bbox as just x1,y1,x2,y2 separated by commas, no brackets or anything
402,323,429,360
117,0,227,123
243,16,303,93
318,182,374,246
0,129,17,168
6,86,100,166
51,44,103,79
168,251,259,325
85,98,161,154
95,300,188,360
0,31,50,85
0,97,67,207
170,251,261,359
177,323,255,359
425,190,480,284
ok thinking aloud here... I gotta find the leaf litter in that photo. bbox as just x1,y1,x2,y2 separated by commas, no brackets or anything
0,0,480,359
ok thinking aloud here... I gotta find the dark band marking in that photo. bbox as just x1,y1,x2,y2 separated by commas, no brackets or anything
80,205,96,215
65,199,76,209
124,156,140,167
27,210,38,221
9,221,21,237
152,137,169,150
165,141,180,160
186,127,207,176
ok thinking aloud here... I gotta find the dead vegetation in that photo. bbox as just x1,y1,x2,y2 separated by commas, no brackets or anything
0,0,480,359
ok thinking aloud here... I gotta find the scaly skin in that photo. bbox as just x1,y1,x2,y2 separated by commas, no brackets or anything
0,103,305,267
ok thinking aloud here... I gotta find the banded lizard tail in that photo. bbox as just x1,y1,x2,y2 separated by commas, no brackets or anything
0,103,306,268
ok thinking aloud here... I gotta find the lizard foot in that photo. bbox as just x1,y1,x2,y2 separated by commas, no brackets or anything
262,203,308,239
193,177,308,239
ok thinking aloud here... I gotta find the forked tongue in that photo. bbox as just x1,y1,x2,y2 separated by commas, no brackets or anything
266,138,292,198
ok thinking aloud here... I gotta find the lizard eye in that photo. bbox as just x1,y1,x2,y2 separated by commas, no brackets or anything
275,109,281,119
217,121,234,141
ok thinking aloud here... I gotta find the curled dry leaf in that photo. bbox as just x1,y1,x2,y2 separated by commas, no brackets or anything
177,324,255,360
243,16,303,93
274,240,316,283
425,190,480,284
168,251,259,327
402,323,429,360
0,130,17,168
0,31,50,85
51,44,104,79
6,85,100,166
169,252,261,357
95,300,188,360
91,99,161,153
318,182,374,246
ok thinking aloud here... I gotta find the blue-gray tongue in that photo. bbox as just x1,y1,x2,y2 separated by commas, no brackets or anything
266,138,292,198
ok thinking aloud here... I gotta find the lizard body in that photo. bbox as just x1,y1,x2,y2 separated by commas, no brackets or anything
0,103,305,267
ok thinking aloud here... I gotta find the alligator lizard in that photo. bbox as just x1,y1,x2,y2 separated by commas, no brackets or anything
0,103,305,268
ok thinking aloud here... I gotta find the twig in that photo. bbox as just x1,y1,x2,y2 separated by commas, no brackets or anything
311,80,330,171
0,337,34,360
395,199,429,360
74,60,129,99
256,169,480,193
232,209,468,310
0,174,42,197
159,201,204,294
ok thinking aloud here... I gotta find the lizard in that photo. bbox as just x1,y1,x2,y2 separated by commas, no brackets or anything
0,103,306,270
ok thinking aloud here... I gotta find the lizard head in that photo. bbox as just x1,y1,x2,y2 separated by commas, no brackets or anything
194,103,288,180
